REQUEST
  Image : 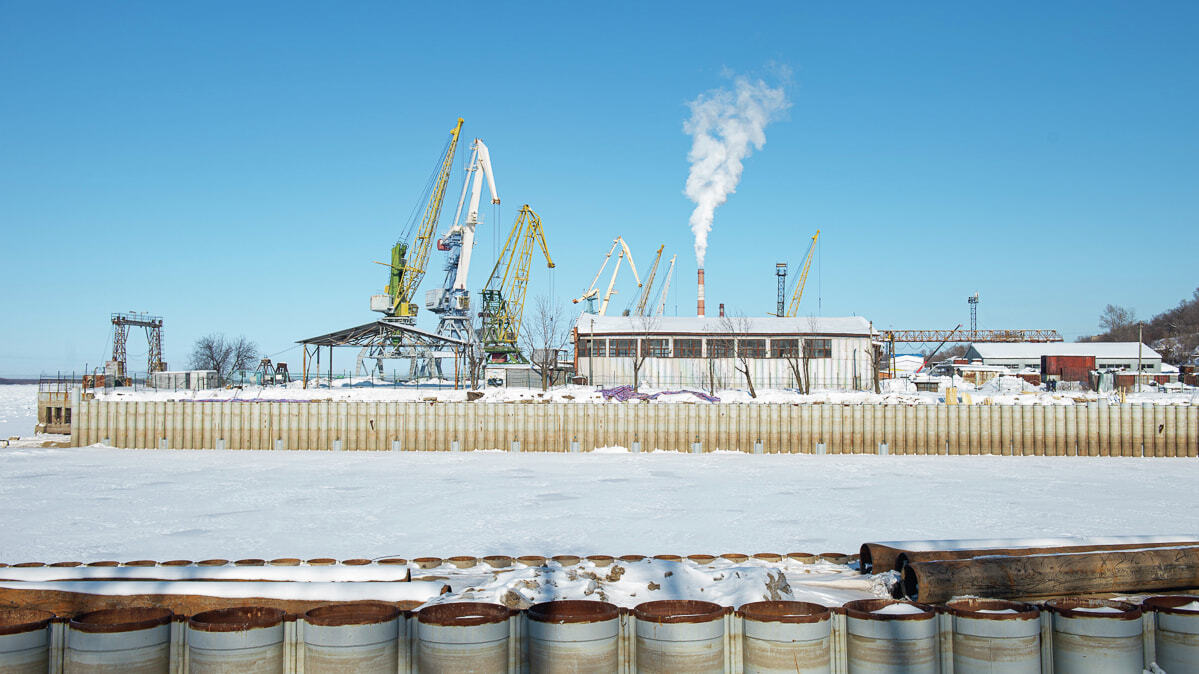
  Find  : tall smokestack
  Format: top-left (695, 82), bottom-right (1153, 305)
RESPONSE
top-left (697, 267), bottom-right (705, 317)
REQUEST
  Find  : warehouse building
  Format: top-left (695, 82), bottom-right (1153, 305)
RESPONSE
top-left (573, 315), bottom-right (877, 391)
top-left (963, 342), bottom-right (1162, 373)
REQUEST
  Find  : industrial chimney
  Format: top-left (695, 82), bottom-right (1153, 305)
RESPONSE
top-left (719, 303), bottom-right (725, 317)
top-left (697, 267), bottom-right (705, 317)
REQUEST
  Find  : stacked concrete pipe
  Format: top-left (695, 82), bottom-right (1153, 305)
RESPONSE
top-left (66, 607), bottom-right (173, 672)
top-left (0, 609), bottom-right (54, 673)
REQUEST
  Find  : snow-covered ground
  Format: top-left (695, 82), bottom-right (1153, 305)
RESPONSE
top-left (0, 384), bottom-right (36, 439)
top-left (3, 446), bottom-right (1196, 563)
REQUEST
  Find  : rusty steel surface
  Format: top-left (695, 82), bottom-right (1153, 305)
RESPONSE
top-left (944, 598), bottom-right (1038, 621)
top-left (0, 609), bottom-right (54, 635)
top-left (304, 602), bottom-right (401, 627)
top-left (842, 599), bottom-right (935, 622)
top-left (633, 600), bottom-right (726, 624)
top-left (895, 539), bottom-right (1199, 572)
top-left (738, 601), bottom-right (831, 624)
top-left (528, 600), bottom-right (620, 624)
top-left (417, 602), bottom-right (510, 627)
top-left (188, 606), bottom-right (284, 632)
top-left (904, 546), bottom-right (1199, 604)
top-left (68, 607), bottom-right (173, 633)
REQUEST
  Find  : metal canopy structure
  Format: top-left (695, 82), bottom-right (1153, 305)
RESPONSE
top-left (297, 319), bottom-right (468, 388)
top-left (883, 329), bottom-right (1062, 343)
top-left (111, 312), bottom-right (165, 378)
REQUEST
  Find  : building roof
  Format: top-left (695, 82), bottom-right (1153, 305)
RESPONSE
top-left (968, 342), bottom-right (1161, 360)
top-left (573, 314), bottom-right (874, 336)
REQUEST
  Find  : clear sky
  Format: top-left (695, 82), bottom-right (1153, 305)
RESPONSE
top-left (2, 1), bottom-right (1196, 376)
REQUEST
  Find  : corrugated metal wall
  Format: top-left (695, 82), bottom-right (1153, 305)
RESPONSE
top-left (71, 400), bottom-right (1199, 457)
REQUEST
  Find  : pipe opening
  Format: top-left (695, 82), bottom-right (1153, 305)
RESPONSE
top-left (529, 600), bottom-right (620, 624)
top-left (945, 598), bottom-right (1038, 620)
top-left (189, 606), bottom-right (285, 632)
top-left (858, 544), bottom-right (874, 573)
top-left (162, 560), bottom-right (193, 566)
top-left (196, 559), bottom-right (229, 567)
top-left (633, 600), bottom-right (725, 624)
top-left (305, 602), bottom-right (401, 626)
top-left (71, 607), bottom-right (173, 633)
top-left (418, 602), bottom-right (510, 627)
top-left (843, 599), bottom-right (934, 621)
top-left (306, 558), bottom-right (337, 566)
top-left (341, 558), bottom-right (373, 566)
top-left (901, 566), bottom-right (919, 600)
top-left (1045, 598), bottom-right (1141, 620)
top-left (1142, 595), bottom-right (1199, 615)
top-left (739, 601), bottom-right (830, 624)
top-left (269, 558), bottom-right (301, 566)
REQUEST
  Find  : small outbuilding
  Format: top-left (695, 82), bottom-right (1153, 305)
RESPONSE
top-left (963, 342), bottom-right (1162, 373)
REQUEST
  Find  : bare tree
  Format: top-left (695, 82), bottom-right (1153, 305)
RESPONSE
top-left (781, 338), bottom-right (807, 394)
top-left (520, 295), bottom-right (570, 390)
top-left (189, 334), bottom-right (259, 385)
top-left (720, 314), bottom-right (758, 398)
top-left (1099, 304), bottom-right (1136, 333)
top-left (464, 313), bottom-right (488, 390)
top-left (630, 315), bottom-right (661, 391)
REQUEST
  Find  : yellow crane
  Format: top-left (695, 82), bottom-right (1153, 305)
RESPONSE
top-left (785, 229), bottom-right (820, 317)
top-left (371, 117), bottom-right (465, 320)
top-left (633, 245), bottom-right (665, 316)
top-left (480, 205), bottom-right (554, 362)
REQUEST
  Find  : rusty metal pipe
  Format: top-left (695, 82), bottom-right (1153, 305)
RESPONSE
top-left (895, 539), bottom-right (1199, 573)
top-left (859, 535), bottom-right (1199, 575)
top-left (902, 545), bottom-right (1199, 604)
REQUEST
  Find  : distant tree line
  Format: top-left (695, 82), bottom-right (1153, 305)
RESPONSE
top-left (1081, 287), bottom-right (1199, 364)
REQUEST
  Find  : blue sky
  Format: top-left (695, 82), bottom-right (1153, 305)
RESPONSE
top-left (2, 1), bottom-right (1196, 376)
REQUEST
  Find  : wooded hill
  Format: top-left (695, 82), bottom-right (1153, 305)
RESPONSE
top-left (1082, 287), bottom-right (1199, 364)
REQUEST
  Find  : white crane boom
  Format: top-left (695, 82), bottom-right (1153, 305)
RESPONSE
top-left (446, 139), bottom-right (499, 291)
top-left (573, 236), bottom-right (642, 316)
top-left (653, 254), bottom-right (676, 316)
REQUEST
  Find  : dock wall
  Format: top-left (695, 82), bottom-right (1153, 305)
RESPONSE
top-left (70, 400), bottom-right (1199, 456)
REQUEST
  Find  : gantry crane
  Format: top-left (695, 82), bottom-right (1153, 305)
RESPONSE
top-left (784, 229), bottom-right (820, 318)
top-left (479, 205), bottom-right (554, 362)
top-left (429, 136), bottom-right (499, 346)
top-left (371, 117), bottom-right (465, 321)
top-left (631, 245), bottom-right (665, 316)
top-left (573, 237), bottom-right (641, 316)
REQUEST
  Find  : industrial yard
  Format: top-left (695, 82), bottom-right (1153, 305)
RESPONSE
top-left (4, 1), bottom-right (1199, 670)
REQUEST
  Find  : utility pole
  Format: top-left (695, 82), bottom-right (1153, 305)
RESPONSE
top-left (1137, 323), bottom-right (1143, 393)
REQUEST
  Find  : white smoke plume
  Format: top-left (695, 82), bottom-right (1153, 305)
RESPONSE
top-left (683, 76), bottom-right (789, 266)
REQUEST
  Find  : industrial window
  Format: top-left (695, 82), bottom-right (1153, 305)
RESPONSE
top-left (738, 339), bottom-right (767, 358)
top-left (578, 339), bottom-right (606, 357)
top-left (642, 339), bottom-right (670, 358)
top-left (609, 339), bottom-right (636, 357)
top-left (64, 408), bottom-right (71, 424)
top-left (771, 339), bottom-right (800, 358)
top-left (707, 339), bottom-right (734, 358)
top-left (804, 339), bottom-right (832, 359)
top-left (674, 338), bottom-right (702, 358)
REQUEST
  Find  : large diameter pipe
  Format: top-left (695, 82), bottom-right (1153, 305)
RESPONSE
top-left (943, 598), bottom-right (1040, 673)
top-left (303, 602), bottom-right (402, 674)
top-left (843, 599), bottom-right (938, 673)
top-left (1141, 595), bottom-right (1199, 672)
top-left (860, 535), bottom-right (1199, 575)
top-left (187, 606), bottom-right (286, 674)
top-left (738, 601), bottom-right (831, 674)
top-left (632, 599), bottom-right (725, 674)
top-left (0, 609), bottom-right (54, 674)
top-left (417, 602), bottom-right (511, 673)
top-left (526, 600), bottom-right (620, 673)
top-left (902, 545), bottom-right (1199, 604)
top-left (66, 607), bottom-right (172, 673)
top-left (1045, 599), bottom-right (1143, 673)
top-left (895, 539), bottom-right (1199, 572)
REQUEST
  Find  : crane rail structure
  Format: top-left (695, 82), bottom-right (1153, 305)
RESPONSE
top-left (884, 329), bottom-right (1063, 343)
top-left (480, 205), bottom-right (554, 363)
top-left (111, 312), bottom-right (165, 378)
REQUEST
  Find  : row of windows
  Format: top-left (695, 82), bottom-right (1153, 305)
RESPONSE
top-left (578, 338), bottom-right (833, 359)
